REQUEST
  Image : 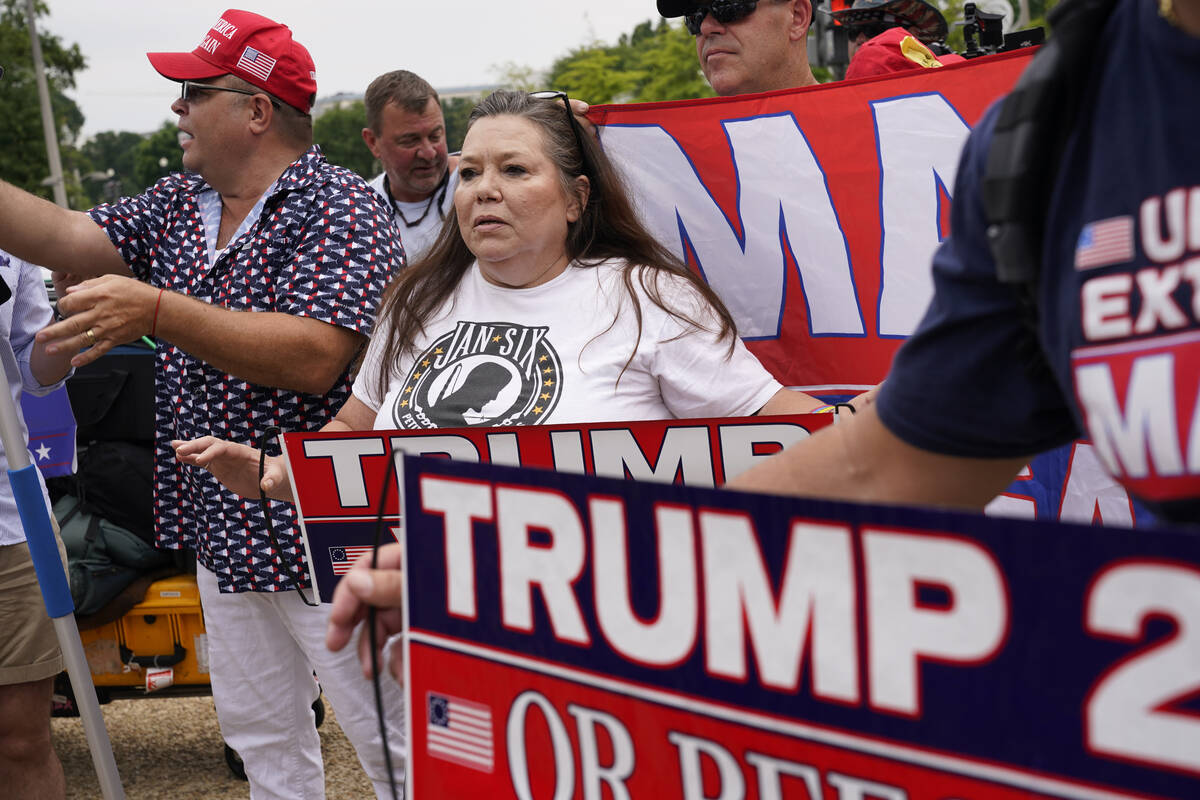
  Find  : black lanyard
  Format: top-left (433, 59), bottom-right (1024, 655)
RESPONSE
top-left (384, 169), bottom-right (449, 229)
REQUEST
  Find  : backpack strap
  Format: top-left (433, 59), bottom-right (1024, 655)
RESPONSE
top-left (982, 0), bottom-right (1122, 286)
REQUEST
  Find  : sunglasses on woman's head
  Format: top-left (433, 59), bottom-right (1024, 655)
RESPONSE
top-left (529, 90), bottom-right (590, 176)
top-left (683, 0), bottom-right (760, 35)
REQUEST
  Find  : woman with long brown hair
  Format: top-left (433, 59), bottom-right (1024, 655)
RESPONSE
top-left (175, 89), bottom-right (832, 499)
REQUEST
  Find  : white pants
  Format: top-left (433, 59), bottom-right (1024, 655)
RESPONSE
top-left (197, 564), bottom-right (406, 799)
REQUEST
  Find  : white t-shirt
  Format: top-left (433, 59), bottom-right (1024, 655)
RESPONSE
top-left (353, 259), bottom-right (781, 430)
top-left (368, 171), bottom-right (458, 263)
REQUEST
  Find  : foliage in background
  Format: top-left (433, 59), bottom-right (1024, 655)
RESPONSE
top-left (0, 0), bottom-right (87, 205)
top-left (491, 61), bottom-right (542, 94)
top-left (310, 94), bottom-right (482, 181)
top-left (312, 100), bottom-right (376, 179)
top-left (129, 122), bottom-right (182, 190)
top-left (545, 18), bottom-right (713, 104)
top-left (441, 96), bottom-right (478, 153)
top-left (4, 0), bottom-right (1064, 210)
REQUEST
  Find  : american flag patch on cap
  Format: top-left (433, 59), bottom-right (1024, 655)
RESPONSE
top-left (237, 46), bottom-right (277, 81)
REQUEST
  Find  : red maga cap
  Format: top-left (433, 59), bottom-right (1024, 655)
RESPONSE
top-left (146, 9), bottom-right (317, 113)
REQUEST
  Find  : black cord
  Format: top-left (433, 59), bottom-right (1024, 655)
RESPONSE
top-left (255, 426), bottom-right (403, 798)
top-left (368, 444), bottom-right (403, 800)
top-left (256, 426), bottom-right (318, 607)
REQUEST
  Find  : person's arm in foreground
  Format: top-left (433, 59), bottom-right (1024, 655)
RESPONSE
top-left (171, 393), bottom-right (378, 502)
top-left (729, 402), bottom-right (1028, 509)
top-left (0, 181), bottom-right (131, 279)
top-left (326, 543), bottom-right (406, 682)
top-left (756, 384), bottom-right (879, 416)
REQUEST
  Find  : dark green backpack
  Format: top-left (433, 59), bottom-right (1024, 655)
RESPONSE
top-left (54, 494), bottom-right (172, 617)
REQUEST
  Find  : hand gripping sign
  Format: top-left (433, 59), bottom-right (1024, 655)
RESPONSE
top-left (397, 454), bottom-right (1200, 800)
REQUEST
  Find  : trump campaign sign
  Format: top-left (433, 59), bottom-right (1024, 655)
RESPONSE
top-left (398, 454), bottom-right (1200, 800)
top-left (284, 413), bottom-right (835, 601)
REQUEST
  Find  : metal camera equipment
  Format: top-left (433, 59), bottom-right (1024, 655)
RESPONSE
top-left (961, 3), bottom-right (1046, 58)
top-left (962, 3), bottom-right (1008, 57)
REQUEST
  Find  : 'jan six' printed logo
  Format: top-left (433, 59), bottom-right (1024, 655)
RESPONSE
top-left (392, 321), bottom-right (562, 429)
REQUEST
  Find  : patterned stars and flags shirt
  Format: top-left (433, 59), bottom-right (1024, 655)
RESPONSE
top-left (88, 146), bottom-right (404, 593)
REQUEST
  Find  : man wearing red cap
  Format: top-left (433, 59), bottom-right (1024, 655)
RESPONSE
top-left (0, 9), bottom-right (406, 798)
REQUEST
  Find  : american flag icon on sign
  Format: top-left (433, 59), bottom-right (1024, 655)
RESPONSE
top-left (427, 692), bottom-right (494, 772)
top-left (237, 46), bottom-right (277, 81)
top-left (328, 545), bottom-right (374, 575)
top-left (1074, 216), bottom-right (1134, 270)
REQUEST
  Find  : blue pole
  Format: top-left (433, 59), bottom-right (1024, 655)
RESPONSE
top-left (10, 463), bottom-right (72, 617)
top-left (0, 384), bottom-right (125, 798)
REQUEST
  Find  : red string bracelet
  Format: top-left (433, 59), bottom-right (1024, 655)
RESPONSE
top-left (151, 288), bottom-right (165, 338)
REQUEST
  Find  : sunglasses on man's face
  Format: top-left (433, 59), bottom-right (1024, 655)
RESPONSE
top-left (684, 0), bottom-right (760, 35)
top-left (179, 80), bottom-right (280, 108)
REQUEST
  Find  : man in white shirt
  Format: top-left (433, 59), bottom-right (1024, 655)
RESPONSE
top-left (361, 71), bottom-right (460, 261)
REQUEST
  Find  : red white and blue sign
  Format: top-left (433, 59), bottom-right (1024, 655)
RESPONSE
top-left (284, 413), bottom-right (833, 602)
top-left (398, 454), bottom-right (1200, 800)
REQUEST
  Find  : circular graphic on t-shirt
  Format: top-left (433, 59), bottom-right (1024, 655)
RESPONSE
top-left (392, 320), bottom-right (562, 428)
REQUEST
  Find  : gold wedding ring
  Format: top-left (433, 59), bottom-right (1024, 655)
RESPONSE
top-left (84, 328), bottom-right (96, 347)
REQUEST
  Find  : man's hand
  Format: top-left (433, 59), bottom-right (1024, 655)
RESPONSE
top-left (49, 270), bottom-right (83, 304)
top-left (36, 274), bottom-right (157, 367)
top-left (326, 543), bottom-right (406, 684)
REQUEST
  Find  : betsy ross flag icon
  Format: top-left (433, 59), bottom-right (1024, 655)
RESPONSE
top-left (328, 545), bottom-right (374, 575)
top-left (427, 692), bottom-right (494, 772)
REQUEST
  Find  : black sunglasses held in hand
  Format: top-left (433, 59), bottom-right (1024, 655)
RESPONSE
top-left (179, 80), bottom-right (280, 108)
top-left (684, 0), bottom-right (760, 35)
top-left (529, 90), bottom-right (590, 176)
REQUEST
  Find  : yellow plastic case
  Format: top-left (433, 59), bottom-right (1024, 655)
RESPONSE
top-left (79, 574), bottom-right (210, 688)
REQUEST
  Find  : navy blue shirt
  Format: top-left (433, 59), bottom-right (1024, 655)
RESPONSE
top-left (90, 147), bottom-right (404, 591)
top-left (876, 0), bottom-right (1200, 523)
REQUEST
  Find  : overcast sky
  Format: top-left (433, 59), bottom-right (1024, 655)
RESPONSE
top-left (40, 0), bottom-right (668, 139)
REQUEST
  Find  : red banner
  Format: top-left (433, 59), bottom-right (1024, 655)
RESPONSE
top-left (591, 50), bottom-right (1034, 393)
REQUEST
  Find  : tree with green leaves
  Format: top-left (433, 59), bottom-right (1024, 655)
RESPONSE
top-left (441, 95), bottom-right (478, 153)
top-left (129, 121), bottom-right (183, 191)
top-left (0, 0), bottom-right (87, 204)
top-left (545, 18), bottom-right (714, 104)
top-left (312, 100), bottom-right (376, 179)
top-left (79, 130), bottom-right (143, 203)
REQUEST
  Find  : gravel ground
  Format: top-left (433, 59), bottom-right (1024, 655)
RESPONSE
top-left (52, 694), bottom-right (376, 799)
